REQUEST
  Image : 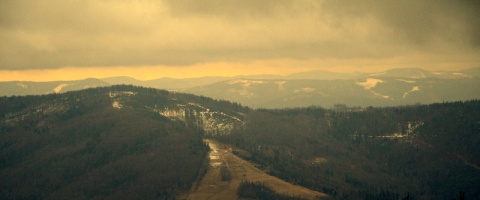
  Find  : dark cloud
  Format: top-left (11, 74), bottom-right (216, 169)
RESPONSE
top-left (0, 0), bottom-right (478, 70)
top-left (322, 0), bottom-right (480, 47)
top-left (164, 0), bottom-right (299, 19)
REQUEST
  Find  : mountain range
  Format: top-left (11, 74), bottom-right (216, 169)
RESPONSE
top-left (1, 67), bottom-right (479, 108)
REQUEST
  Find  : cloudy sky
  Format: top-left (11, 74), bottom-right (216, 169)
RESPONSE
top-left (1, 0), bottom-right (479, 81)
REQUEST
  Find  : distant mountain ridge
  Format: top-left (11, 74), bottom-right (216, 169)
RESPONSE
top-left (461, 67), bottom-right (480, 77)
top-left (286, 70), bottom-right (361, 80)
top-left (186, 77), bottom-right (480, 108)
top-left (1, 67), bottom-right (479, 108)
top-left (0, 78), bottom-right (109, 96)
top-left (102, 76), bottom-right (231, 90)
top-left (367, 68), bottom-right (475, 79)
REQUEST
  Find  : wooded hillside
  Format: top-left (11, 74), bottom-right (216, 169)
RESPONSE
top-left (215, 100), bottom-right (480, 199)
top-left (0, 86), bottom-right (209, 199)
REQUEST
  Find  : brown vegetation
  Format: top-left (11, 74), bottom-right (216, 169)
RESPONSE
top-left (184, 139), bottom-right (327, 200)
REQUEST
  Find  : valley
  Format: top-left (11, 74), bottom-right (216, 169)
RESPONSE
top-left (185, 139), bottom-right (327, 199)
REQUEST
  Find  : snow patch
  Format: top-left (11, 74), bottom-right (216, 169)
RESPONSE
top-left (397, 79), bottom-right (416, 83)
top-left (402, 86), bottom-right (420, 99)
top-left (373, 133), bottom-right (406, 138)
top-left (294, 87), bottom-right (316, 93)
top-left (371, 91), bottom-right (391, 99)
top-left (228, 79), bottom-right (265, 87)
top-left (356, 78), bottom-right (383, 90)
top-left (188, 102), bottom-right (208, 110)
top-left (356, 79), bottom-right (391, 99)
top-left (153, 102), bottom-right (243, 135)
top-left (112, 101), bottom-right (122, 109)
top-left (109, 91), bottom-right (137, 97)
top-left (407, 121), bottom-right (423, 135)
top-left (207, 142), bottom-right (222, 167)
top-left (159, 107), bottom-right (186, 121)
top-left (227, 80), bottom-right (264, 98)
top-left (53, 84), bottom-right (69, 93)
top-left (109, 91), bottom-right (137, 110)
top-left (354, 121), bottom-right (423, 139)
top-left (16, 83), bottom-right (28, 88)
top-left (218, 111), bottom-right (242, 122)
top-left (453, 73), bottom-right (471, 78)
top-left (368, 72), bottom-right (386, 76)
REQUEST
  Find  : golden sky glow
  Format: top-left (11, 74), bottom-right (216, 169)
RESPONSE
top-left (0, 0), bottom-right (479, 81)
top-left (0, 60), bottom-right (312, 82)
top-left (1, 57), bottom-right (476, 82)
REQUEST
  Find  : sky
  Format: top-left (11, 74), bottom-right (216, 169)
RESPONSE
top-left (1, 0), bottom-right (479, 81)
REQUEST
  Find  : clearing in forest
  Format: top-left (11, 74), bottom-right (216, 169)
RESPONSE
top-left (184, 139), bottom-right (328, 200)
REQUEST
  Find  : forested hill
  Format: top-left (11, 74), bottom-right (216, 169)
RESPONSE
top-left (1, 85), bottom-right (479, 199)
top-left (0, 85), bottom-right (247, 199)
top-left (215, 100), bottom-right (480, 199)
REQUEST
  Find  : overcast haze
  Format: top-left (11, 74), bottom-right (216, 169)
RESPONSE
top-left (1, 0), bottom-right (479, 81)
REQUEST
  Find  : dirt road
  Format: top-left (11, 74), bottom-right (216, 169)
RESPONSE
top-left (184, 139), bottom-right (328, 200)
